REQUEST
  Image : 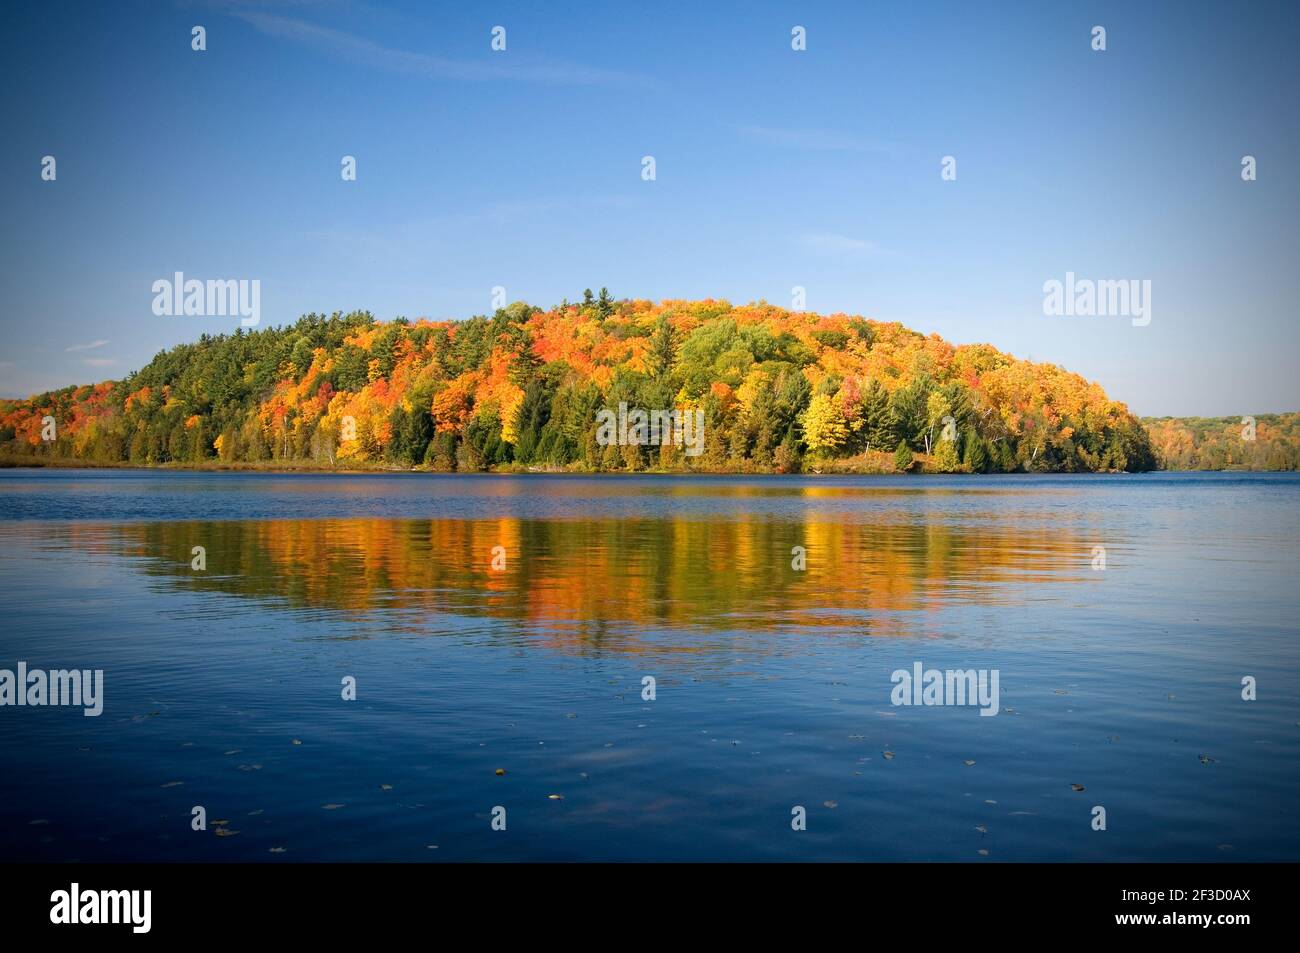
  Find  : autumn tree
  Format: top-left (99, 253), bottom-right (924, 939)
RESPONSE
top-left (801, 393), bottom-right (849, 457)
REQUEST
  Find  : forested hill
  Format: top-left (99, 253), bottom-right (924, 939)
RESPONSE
top-left (1143, 414), bottom-right (1300, 471)
top-left (0, 295), bottom-right (1165, 473)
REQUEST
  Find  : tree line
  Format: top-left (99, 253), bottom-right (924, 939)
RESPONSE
top-left (1, 293), bottom-right (1170, 473)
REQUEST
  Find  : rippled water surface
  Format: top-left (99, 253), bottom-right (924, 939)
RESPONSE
top-left (1, 470), bottom-right (1297, 861)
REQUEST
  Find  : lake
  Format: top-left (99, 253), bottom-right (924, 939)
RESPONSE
top-left (1, 469), bottom-right (1296, 861)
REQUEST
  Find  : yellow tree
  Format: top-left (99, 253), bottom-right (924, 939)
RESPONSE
top-left (801, 393), bottom-right (849, 457)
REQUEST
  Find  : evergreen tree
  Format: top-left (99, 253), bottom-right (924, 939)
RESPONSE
top-left (512, 378), bottom-right (552, 464)
top-left (863, 380), bottom-right (898, 451)
top-left (894, 440), bottom-right (914, 472)
top-left (962, 428), bottom-right (989, 473)
top-left (889, 375), bottom-right (933, 451)
top-left (648, 314), bottom-right (677, 380)
top-left (596, 287), bottom-right (615, 319)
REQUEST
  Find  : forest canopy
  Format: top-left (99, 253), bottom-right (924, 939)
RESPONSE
top-left (0, 294), bottom-right (1195, 474)
top-left (1143, 414), bottom-right (1300, 471)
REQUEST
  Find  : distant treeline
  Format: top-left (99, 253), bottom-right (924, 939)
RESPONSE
top-left (0, 295), bottom-right (1174, 474)
top-left (1143, 414), bottom-right (1300, 471)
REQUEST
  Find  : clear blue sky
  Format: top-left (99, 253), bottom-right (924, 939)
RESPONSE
top-left (2, 0), bottom-right (1297, 416)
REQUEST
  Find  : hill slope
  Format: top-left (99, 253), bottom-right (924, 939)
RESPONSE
top-left (1143, 414), bottom-right (1300, 471)
top-left (1, 296), bottom-right (1164, 473)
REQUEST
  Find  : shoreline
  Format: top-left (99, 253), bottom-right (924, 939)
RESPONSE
top-left (0, 457), bottom-right (1284, 476)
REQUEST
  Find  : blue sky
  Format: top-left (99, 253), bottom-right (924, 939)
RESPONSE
top-left (2, 0), bottom-right (1297, 416)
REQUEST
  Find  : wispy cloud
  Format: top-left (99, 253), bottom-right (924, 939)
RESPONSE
top-left (737, 125), bottom-right (896, 154)
top-left (228, 10), bottom-right (656, 89)
top-left (65, 339), bottom-right (109, 352)
top-left (798, 232), bottom-right (879, 255)
top-left (301, 194), bottom-right (639, 262)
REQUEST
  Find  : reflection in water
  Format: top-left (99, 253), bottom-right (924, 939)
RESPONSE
top-left (1, 472), bottom-right (1297, 862)
top-left (52, 515), bottom-right (1105, 647)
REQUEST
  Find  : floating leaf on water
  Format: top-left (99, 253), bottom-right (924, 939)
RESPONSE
top-left (380, 784), bottom-right (393, 792)
top-left (579, 773), bottom-right (589, 781)
top-left (1198, 754), bottom-right (1217, 764)
top-left (823, 801), bottom-right (838, 809)
top-left (223, 750), bottom-right (241, 756)
top-left (978, 849), bottom-right (990, 856)
top-left (565, 712), bottom-right (578, 719)
top-left (975, 825), bottom-right (988, 834)
top-left (882, 750), bottom-right (895, 760)
top-left (1070, 783), bottom-right (1086, 792)
top-left (321, 803), bottom-right (345, 810)
top-left (247, 810), bottom-right (264, 816)
top-left (985, 799), bottom-right (997, 805)
top-left (494, 768), bottom-right (506, 776)
top-left (214, 828), bottom-right (240, 837)
top-left (212, 819), bottom-right (229, 826)
top-left (963, 760), bottom-right (976, 767)
top-left (291, 739), bottom-right (302, 745)
top-left (547, 794), bottom-right (564, 800)
top-left (269, 847), bottom-right (286, 853)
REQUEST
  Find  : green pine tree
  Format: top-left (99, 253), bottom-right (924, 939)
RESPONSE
top-left (894, 440), bottom-right (914, 472)
top-left (962, 429), bottom-right (989, 473)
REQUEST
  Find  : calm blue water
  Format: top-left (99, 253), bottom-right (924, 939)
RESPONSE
top-left (0, 469), bottom-right (1297, 861)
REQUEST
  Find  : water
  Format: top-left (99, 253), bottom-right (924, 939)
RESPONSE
top-left (1, 469), bottom-right (1296, 861)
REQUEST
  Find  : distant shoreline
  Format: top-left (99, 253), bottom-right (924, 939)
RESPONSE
top-left (0, 456), bottom-right (1284, 475)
